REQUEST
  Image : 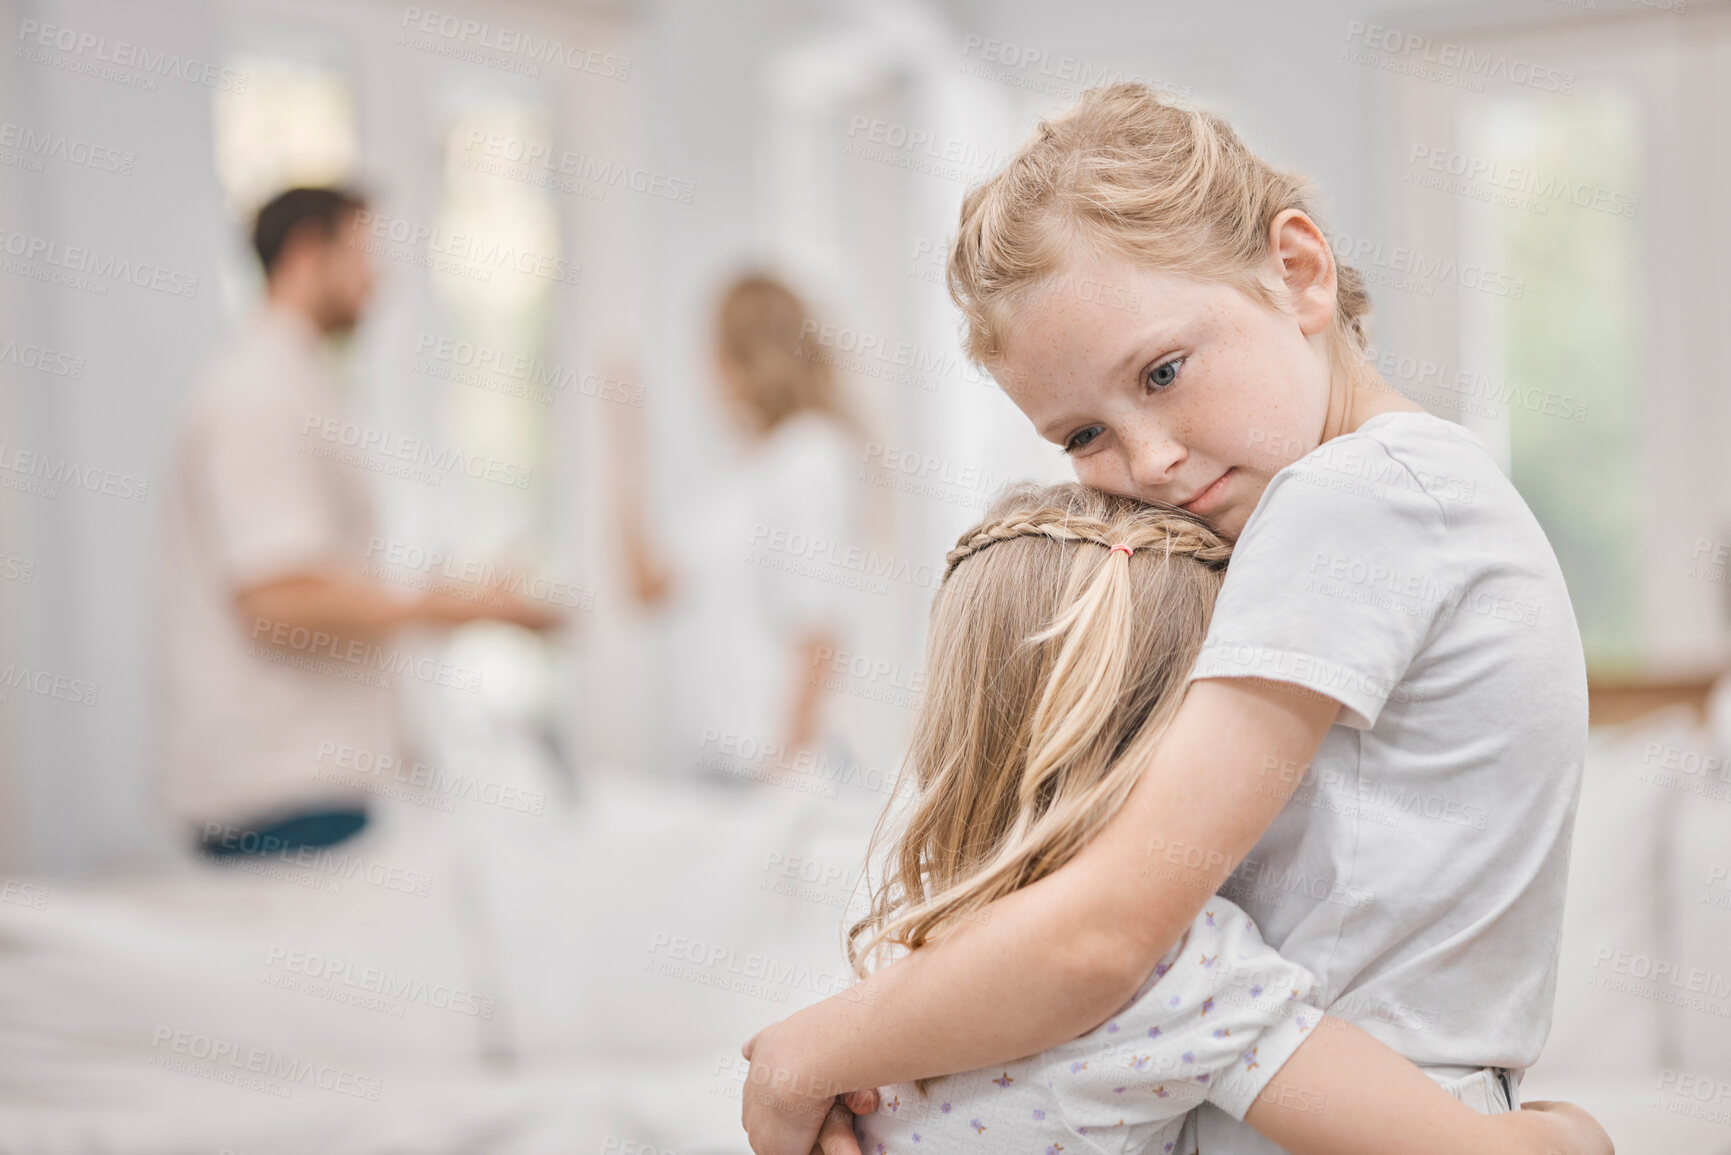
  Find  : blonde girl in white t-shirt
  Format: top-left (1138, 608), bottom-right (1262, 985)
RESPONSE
top-left (741, 82), bottom-right (1590, 1155)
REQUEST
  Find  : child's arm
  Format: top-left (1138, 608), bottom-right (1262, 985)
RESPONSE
top-left (1034, 896), bottom-right (1605, 1155)
top-left (741, 676), bottom-right (1339, 1153)
top-left (1246, 1017), bottom-right (1611, 1155)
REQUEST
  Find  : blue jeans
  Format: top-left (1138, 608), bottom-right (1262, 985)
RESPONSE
top-left (197, 806), bottom-right (368, 857)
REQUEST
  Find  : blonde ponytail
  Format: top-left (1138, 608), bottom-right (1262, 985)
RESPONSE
top-left (847, 483), bottom-right (1230, 982)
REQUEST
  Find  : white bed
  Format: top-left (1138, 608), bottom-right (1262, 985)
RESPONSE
top-left (6, 700), bottom-right (1728, 1154)
top-left (0, 769), bottom-right (886, 1154)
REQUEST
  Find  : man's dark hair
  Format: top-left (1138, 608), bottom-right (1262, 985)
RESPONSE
top-left (251, 186), bottom-right (368, 276)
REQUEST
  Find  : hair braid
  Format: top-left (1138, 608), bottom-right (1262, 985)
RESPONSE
top-left (943, 502), bottom-right (1232, 583)
top-left (849, 480), bottom-right (1233, 997)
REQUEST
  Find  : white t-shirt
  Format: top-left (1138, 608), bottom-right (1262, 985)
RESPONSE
top-left (663, 410), bottom-right (863, 785)
top-left (1185, 411), bottom-right (1587, 1152)
top-left (158, 304), bottom-right (397, 829)
top-left (858, 896), bottom-right (1324, 1153)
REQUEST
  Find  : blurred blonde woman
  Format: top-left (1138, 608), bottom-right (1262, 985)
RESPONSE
top-left (837, 481), bottom-right (1608, 1155)
top-left (613, 273), bottom-right (866, 790)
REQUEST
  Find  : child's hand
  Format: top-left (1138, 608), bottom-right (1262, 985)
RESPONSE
top-left (811, 1101), bottom-right (864, 1155)
top-left (1510, 1100), bottom-right (1613, 1155)
top-left (844, 1088), bottom-right (880, 1114)
top-left (741, 1028), bottom-right (843, 1155)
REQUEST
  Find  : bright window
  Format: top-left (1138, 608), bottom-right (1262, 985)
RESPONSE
top-left (1459, 88), bottom-right (1644, 673)
top-left (211, 56), bottom-right (358, 217)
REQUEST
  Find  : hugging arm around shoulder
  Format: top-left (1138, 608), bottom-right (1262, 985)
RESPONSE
top-left (761, 436), bottom-right (1473, 1098)
top-left (856, 897), bottom-right (1325, 1152)
top-left (763, 674), bottom-right (1342, 1098)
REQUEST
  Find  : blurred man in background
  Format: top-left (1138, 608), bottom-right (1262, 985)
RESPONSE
top-left (158, 186), bottom-right (557, 858)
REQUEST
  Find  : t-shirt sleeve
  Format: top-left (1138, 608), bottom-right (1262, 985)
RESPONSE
top-left (1044, 898), bottom-right (1323, 1133)
top-left (201, 390), bottom-right (345, 590)
top-left (1188, 439), bottom-right (1452, 730)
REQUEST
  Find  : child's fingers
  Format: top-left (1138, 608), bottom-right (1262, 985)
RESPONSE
top-left (814, 1102), bottom-right (862, 1155)
top-left (843, 1088), bottom-right (879, 1114)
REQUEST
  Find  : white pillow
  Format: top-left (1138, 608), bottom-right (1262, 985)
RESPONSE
top-left (1533, 707), bottom-right (1695, 1078)
top-left (471, 775), bottom-right (877, 1067)
top-left (1664, 677), bottom-right (1731, 1077)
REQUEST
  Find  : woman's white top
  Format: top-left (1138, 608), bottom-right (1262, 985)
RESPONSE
top-left (857, 897), bottom-right (1324, 1153)
top-left (663, 410), bottom-right (862, 786)
top-left (1184, 411), bottom-right (1588, 1151)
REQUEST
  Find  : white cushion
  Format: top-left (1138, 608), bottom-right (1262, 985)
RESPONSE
top-left (1664, 677), bottom-right (1731, 1077)
top-left (470, 774), bottom-right (880, 1065)
top-left (1532, 707), bottom-right (1694, 1078)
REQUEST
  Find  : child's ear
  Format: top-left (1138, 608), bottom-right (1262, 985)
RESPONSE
top-left (1264, 210), bottom-right (1337, 338)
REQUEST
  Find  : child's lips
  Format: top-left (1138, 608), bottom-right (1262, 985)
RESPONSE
top-left (1178, 468), bottom-right (1234, 516)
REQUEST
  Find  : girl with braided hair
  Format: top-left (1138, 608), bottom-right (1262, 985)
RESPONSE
top-left (830, 482), bottom-right (1605, 1154)
top-left (745, 81), bottom-right (1593, 1155)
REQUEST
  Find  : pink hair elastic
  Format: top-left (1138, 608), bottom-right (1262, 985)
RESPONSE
top-left (1109, 543), bottom-right (1134, 557)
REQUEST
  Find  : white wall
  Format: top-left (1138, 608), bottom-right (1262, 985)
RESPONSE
top-left (0, 0), bottom-right (1665, 875)
top-left (2, 0), bottom-right (228, 872)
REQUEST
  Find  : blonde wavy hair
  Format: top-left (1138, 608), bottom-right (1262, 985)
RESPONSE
top-left (946, 81), bottom-right (1371, 392)
top-left (846, 482), bottom-right (1231, 985)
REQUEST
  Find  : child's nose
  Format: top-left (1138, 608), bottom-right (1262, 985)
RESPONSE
top-left (1126, 433), bottom-right (1187, 491)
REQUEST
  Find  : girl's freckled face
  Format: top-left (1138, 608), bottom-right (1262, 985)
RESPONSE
top-left (994, 253), bottom-right (1334, 540)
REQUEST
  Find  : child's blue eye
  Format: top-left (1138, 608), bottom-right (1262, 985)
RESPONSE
top-left (1146, 356), bottom-right (1185, 391)
top-left (1063, 426), bottom-right (1104, 455)
top-left (1062, 357), bottom-right (1183, 455)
